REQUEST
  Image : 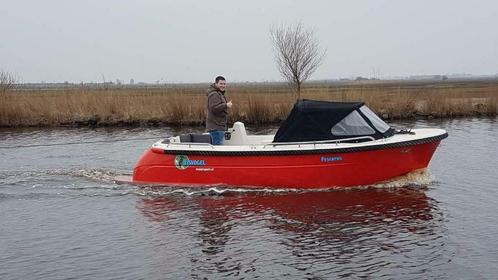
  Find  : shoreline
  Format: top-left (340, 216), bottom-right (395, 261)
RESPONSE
top-left (1, 115), bottom-right (497, 130)
top-left (1, 79), bottom-right (497, 128)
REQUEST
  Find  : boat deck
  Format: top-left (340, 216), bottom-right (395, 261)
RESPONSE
top-left (155, 122), bottom-right (448, 155)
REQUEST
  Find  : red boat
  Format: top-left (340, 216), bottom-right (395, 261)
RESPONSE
top-left (118, 100), bottom-right (447, 189)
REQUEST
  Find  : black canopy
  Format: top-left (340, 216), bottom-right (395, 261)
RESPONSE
top-left (273, 99), bottom-right (394, 143)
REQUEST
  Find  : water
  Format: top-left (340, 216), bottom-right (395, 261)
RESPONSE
top-left (0, 118), bottom-right (497, 279)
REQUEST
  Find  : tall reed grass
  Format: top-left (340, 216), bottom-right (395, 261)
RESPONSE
top-left (1, 80), bottom-right (497, 127)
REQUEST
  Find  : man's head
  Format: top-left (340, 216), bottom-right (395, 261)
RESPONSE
top-left (215, 76), bottom-right (226, 92)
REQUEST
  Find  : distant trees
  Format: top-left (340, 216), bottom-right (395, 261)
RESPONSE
top-left (270, 23), bottom-right (326, 100)
top-left (0, 70), bottom-right (18, 94)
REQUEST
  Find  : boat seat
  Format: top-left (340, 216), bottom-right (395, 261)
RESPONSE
top-left (225, 121), bottom-right (248, 145)
top-left (179, 134), bottom-right (191, 142)
top-left (179, 133), bottom-right (212, 143)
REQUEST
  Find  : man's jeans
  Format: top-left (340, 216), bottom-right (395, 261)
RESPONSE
top-left (209, 130), bottom-right (225, 145)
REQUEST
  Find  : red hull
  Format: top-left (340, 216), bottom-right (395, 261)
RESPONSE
top-left (132, 141), bottom-right (441, 189)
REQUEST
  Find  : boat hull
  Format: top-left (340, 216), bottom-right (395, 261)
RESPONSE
top-left (131, 140), bottom-right (442, 189)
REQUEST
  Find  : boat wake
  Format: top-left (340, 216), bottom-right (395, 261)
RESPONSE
top-left (0, 167), bottom-right (434, 198)
top-left (131, 168), bottom-right (434, 197)
top-left (358, 168), bottom-right (434, 190)
top-left (1, 167), bottom-right (130, 190)
top-left (48, 168), bottom-right (131, 184)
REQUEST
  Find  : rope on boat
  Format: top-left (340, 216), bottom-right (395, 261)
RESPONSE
top-left (0, 137), bottom-right (161, 149)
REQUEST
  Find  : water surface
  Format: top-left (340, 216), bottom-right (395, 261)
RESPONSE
top-left (1, 118), bottom-right (497, 279)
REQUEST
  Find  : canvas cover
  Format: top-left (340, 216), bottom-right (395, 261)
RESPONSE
top-left (273, 99), bottom-right (394, 142)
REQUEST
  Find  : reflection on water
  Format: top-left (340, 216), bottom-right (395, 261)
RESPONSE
top-left (137, 186), bottom-right (447, 279)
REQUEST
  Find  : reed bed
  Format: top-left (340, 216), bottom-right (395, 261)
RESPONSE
top-left (1, 80), bottom-right (497, 127)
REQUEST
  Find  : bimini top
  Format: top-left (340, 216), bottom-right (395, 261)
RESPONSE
top-left (273, 99), bottom-right (394, 142)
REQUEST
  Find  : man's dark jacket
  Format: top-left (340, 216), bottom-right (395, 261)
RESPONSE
top-left (206, 83), bottom-right (228, 131)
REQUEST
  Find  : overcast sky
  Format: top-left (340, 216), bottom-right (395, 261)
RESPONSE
top-left (1, 0), bottom-right (497, 83)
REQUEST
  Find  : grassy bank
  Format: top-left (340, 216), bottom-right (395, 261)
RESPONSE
top-left (1, 80), bottom-right (497, 127)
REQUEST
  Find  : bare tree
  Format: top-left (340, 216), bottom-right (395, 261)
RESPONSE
top-left (0, 70), bottom-right (18, 94)
top-left (270, 23), bottom-right (326, 100)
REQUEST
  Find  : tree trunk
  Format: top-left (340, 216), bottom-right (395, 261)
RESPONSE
top-left (296, 82), bottom-right (301, 101)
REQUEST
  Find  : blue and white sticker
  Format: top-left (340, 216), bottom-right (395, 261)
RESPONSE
top-left (174, 155), bottom-right (206, 170)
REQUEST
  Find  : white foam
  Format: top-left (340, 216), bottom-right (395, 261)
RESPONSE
top-left (130, 169), bottom-right (434, 197)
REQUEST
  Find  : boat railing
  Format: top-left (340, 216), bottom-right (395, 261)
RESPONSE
top-left (266, 136), bottom-right (376, 147)
top-left (163, 135), bottom-right (375, 149)
top-left (166, 142), bottom-right (216, 149)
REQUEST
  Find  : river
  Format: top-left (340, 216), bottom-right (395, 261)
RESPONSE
top-left (1, 118), bottom-right (497, 279)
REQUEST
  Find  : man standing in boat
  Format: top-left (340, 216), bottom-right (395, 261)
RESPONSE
top-left (206, 76), bottom-right (232, 145)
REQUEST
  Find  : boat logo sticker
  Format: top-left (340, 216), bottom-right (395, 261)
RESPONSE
top-left (174, 155), bottom-right (206, 170)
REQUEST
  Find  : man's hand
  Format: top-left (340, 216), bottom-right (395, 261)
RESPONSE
top-left (227, 100), bottom-right (233, 109)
